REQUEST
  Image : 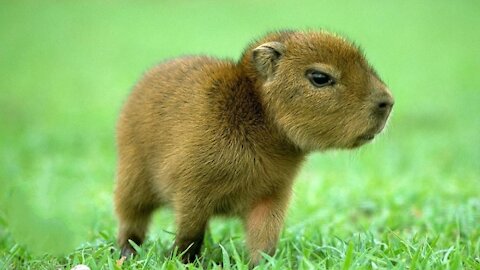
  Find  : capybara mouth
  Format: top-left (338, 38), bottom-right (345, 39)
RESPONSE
top-left (358, 134), bottom-right (375, 141)
top-left (349, 133), bottom-right (376, 148)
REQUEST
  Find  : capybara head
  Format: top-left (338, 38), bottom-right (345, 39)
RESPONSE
top-left (249, 31), bottom-right (394, 151)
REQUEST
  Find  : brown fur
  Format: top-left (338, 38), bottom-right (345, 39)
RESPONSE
top-left (114, 30), bottom-right (393, 265)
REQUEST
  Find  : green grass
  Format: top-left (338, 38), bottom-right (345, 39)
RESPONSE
top-left (1, 0), bottom-right (479, 269)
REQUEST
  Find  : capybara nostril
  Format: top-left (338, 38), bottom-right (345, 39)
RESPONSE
top-left (376, 94), bottom-right (394, 114)
top-left (378, 101), bottom-right (392, 109)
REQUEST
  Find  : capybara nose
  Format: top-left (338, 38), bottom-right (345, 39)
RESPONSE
top-left (378, 99), bottom-right (393, 110)
top-left (375, 94), bottom-right (394, 116)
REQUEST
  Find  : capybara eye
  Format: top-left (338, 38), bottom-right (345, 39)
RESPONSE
top-left (306, 70), bottom-right (334, 87)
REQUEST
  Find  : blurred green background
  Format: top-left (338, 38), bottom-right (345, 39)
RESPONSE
top-left (1, 0), bottom-right (479, 268)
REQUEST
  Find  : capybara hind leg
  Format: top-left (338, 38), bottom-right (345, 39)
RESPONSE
top-left (114, 158), bottom-right (160, 257)
top-left (116, 202), bottom-right (157, 258)
top-left (174, 200), bottom-right (210, 263)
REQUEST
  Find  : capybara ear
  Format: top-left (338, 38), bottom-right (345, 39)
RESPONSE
top-left (252, 41), bottom-right (286, 79)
